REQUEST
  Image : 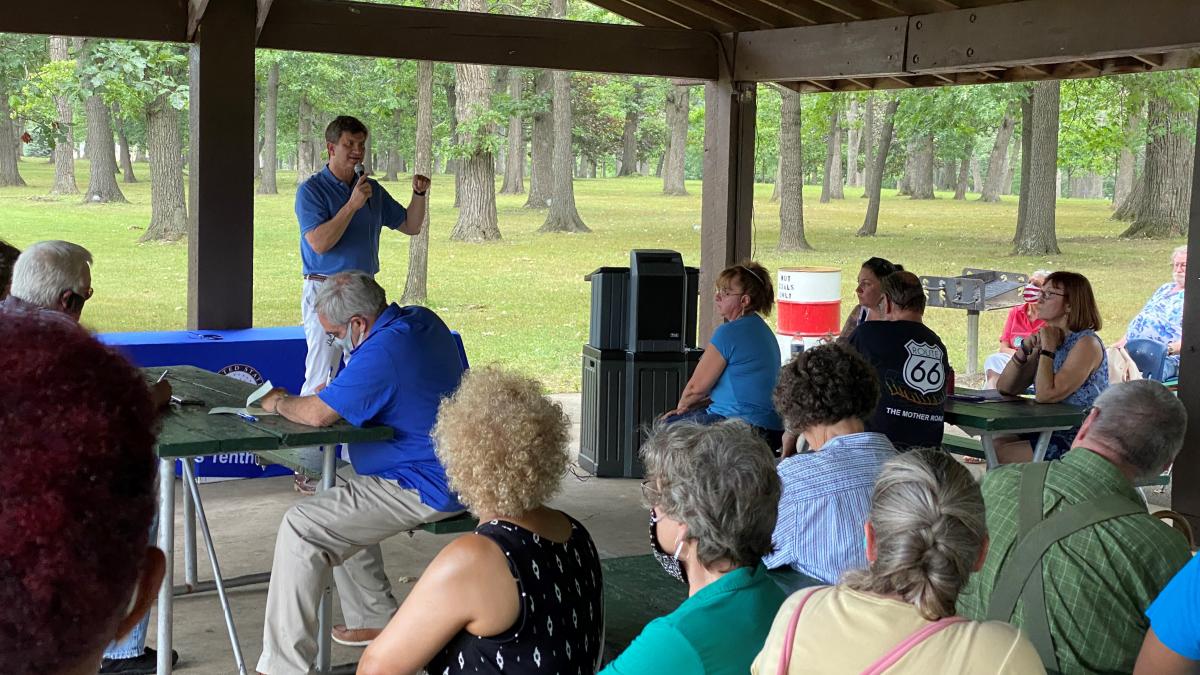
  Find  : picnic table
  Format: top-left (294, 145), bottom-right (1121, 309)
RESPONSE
top-left (145, 365), bottom-right (392, 675)
top-left (943, 388), bottom-right (1087, 469)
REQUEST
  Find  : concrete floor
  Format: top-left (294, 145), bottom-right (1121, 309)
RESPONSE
top-left (145, 392), bottom-right (1174, 673)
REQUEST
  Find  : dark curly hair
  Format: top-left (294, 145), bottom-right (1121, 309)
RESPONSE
top-left (0, 312), bottom-right (158, 674)
top-left (0, 239), bottom-right (18, 299)
top-left (773, 342), bottom-right (879, 433)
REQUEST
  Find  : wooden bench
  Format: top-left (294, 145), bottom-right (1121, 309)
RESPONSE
top-left (941, 435), bottom-right (987, 461)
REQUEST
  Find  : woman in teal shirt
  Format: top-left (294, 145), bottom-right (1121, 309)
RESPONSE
top-left (602, 420), bottom-right (786, 674)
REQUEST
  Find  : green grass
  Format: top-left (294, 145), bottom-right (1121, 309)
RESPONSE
top-left (0, 158), bottom-right (1184, 391)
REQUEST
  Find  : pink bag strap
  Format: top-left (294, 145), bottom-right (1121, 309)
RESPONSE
top-left (860, 615), bottom-right (968, 675)
top-left (774, 586), bottom-right (828, 675)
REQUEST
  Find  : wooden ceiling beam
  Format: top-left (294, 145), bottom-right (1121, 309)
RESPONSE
top-left (810, 0), bottom-right (903, 20)
top-left (705, 0), bottom-right (811, 28)
top-left (187, 0), bottom-right (210, 40)
top-left (906, 0), bottom-right (1200, 74)
top-left (734, 16), bottom-right (907, 81)
top-left (0, 0), bottom-right (188, 42)
top-left (257, 0), bottom-right (276, 38)
top-left (656, 0), bottom-right (771, 31)
top-left (257, 0), bottom-right (719, 79)
top-left (584, 0), bottom-right (701, 28)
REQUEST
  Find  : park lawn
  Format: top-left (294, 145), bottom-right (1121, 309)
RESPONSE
top-left (0, 158), bottom-right (1183, 392)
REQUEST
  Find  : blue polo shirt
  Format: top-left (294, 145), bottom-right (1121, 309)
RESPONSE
top-left (296, 165), bottom-right (408, 276)
top-left (1146, 551), bottom-right (1200, 660)
top-left (318, 304), bottom-right (465, 512)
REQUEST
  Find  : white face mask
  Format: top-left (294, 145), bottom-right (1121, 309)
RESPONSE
top-left (338, 320), bottom-right (361, 354)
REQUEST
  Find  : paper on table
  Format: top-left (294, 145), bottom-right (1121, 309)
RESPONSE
top-left (208, 381), bottom-right (279, 417)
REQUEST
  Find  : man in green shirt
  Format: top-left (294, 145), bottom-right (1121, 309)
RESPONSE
top-left (958, 380), bottom-right (1191, 674)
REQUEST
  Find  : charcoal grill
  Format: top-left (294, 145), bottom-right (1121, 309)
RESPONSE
top-left (920, 268), bottom-right (1028, 375)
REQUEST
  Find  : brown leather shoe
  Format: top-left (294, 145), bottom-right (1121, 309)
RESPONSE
top-left (331, 624), bottom-right (383, 647)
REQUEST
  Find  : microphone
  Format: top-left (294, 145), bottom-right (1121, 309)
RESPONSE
top-left (354, 163), bottom-right (369, 205)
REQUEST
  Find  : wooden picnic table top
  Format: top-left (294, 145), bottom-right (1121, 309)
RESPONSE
top-left (944, 388), bottom-right (1087, 432)
top-left (144, 365), bottom-right (392, 459)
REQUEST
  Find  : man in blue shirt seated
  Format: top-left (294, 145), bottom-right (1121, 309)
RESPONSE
top-left (254, 271), bottom-right (466, 675)
top-left (1136, 552), bottom-right (1200, 674)
top-left (292, 115), bottom-right (430, 492)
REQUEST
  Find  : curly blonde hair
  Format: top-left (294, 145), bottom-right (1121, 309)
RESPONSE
top-left (433, 367), bottom-right (571, 517)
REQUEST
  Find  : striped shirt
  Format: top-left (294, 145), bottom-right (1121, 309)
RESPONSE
top-left (957, 448), bottom-right (1192, 674)
top-left (763, 432), bottom-right (896, 583)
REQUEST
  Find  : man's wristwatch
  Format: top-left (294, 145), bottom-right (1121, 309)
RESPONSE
top-left (1040, 349), bottom-right (1056, 359)
top-left (413, 189), bottom-right (427, 197)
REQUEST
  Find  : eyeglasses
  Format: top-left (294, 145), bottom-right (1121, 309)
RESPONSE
top-left (640, 480), bottom-right (660, 504)
top-left (716, 288), bottom-right (745, 299)
top-left (1039, 290), bottom-right (1066, 301)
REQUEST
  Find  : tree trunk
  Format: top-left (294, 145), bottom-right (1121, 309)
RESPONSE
top-left (858, 99), bottom-right (899, 237)
top-left (618, 106), bottom-right (638, 176)
top-left (909, 133), bottom-right (935, 199)
top-left (296, 95), bottom-right (316, 184)
top-left (81, 69), bottom-right (126, 202)
top-left (362, 134), bottom-right (372, 175)
top-left (777, 89), bottom-right (811, 251)
top-left (112, 102), bottom-right (137, 183)
top-left (770, 153), bottom-right (782, 202)
top-left (663, 84), bottom-right (689, 195)
top-left (258, 61), bottom-right (279, 194)
top-left (253, 82), bottom-right (262, 179)
top-left (140, 89), bottom-right (187, 242)
top-left (0, 77), bottom-right (25, 187)
top-left (1002, 136), bottom-right (1018, 195)
top-left (861, 93), bottom-right (875, 198)
top-left (539, 0), bottom-right (589, 234)
top-left (450, 0), bottom-right (500, 242)
top-left (953, 140), bottom-right (973, 200)
top-left (1014, 81), bottom-right (1060, 255)
top-left (1069, 171), bottom-right (1103, 199)
top-left (524, 70), bottom-right (552, 208)
top-left (846, 98), bottom-right (860, 188)
top-left (1120, 94), bottom-right (1195, 238)
top-left (1113, 101), bottom-right (1141, 207)
top-left (655, 152), bottom-right (664, 177)
top-left (823, 104), bottom-right (844, 201)
top-left (49, 36), bottom-right (78, 194)
top-left (970, 155), bottom-right (982, 194)
top-left (500, 67), bottom-right (525, 194)
top-left (402, 57), bottom-right (435, 304)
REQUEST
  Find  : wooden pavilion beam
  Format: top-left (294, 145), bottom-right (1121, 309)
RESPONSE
top-left (734, 17), bottom-right (907, 81)
top-left (257, 0), bottom-right (719, 79)
top-left (187, 0), bottom-right (257, 330)
top-left (905, 0), bottom-right (1200, 74)
top-left (0, 0), bottom-right (188, 42)
top-left (1173, 98), bottom-right (1200, 532)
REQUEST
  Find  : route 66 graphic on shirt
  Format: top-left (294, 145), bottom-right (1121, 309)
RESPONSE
top-left (902, 340), bottom-right (944, 395)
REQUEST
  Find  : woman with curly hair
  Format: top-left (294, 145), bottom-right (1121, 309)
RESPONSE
top-left (752, 450), bottom-right (1044, 674)
top-left (664, 260), bottom-right (784, 448)
top-left (0, 311), bottom-right (165, 675)
top-left (358, 367), bottom-right (604, 675)
top-left (764, 343), bottom-right (896, 584)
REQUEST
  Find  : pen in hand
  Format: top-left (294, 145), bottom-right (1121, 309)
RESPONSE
top-left (156, 369), bottom-right (170, 384)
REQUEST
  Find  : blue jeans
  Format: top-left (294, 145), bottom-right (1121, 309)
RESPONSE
top-left (663, 409), bottom-right (784, 450)
top-left (105, 515), bottom-right (160, 659)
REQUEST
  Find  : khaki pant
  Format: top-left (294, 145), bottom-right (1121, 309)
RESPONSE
top-left (256, 474), bottom-right (461, 675)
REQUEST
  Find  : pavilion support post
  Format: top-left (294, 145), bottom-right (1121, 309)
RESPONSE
top-left (699, 78), bottom-right (756, 344)
top-left (187, 0), bottom-right (257, 329)
top-left (1172, 97), bottom-right (1200, 532)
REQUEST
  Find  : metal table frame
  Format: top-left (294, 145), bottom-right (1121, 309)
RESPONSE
top-left (944, 391), bottom-right (1087, 469)
top-left (147, 366), bottom-right (391, 675)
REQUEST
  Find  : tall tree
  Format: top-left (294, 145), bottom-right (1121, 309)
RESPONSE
top-left (857, 98), bottom-right (899, 237)
top-left (777, 88), bottom-right (810, 251)
top-left (402, 55), bottom-right (436, 303)
top-left (908, 133), bottom-right (935, 199)
top-left (524, 70), bottom-right (552, 208)
top-left (953, 140), bottom-right (973, 200)
top-left (79, 40), bottom-right (125, 203)
top-left (0, 76), bottom-right (24, 187)
top-left (296, 94), bottom-right (317, 183)
top-left (1119, 87), bottom-right (1196, 238)
top-left (112, 102), bottom-right (137, 183)
top-left (860, 93), bottom-right (875, 199)
top-left (617, 81), bottom-right (644, 176)
top-left (449, 0), bottom-right (500, 241)
top-left (258, 60), bottom-right (279, 194)
top-left (846, 98), bottom-right (860, 188)
top-left (48, 36), bottom-right (78, 194)
top-left (820, 102), bottom-right (842, 202)
top-left (540, 0), bottom-right (589, 233)
top-left (980, 103), bottom-right (1017, 202)
top-left (1013, 81), bottom-right (1061, 255)
top-left (663, 84), bottom-right (689, 195)
top-left (1113, 100), bottom-right (1141, 207)
top-left (140, 69), bottom-right (187, 241)
top-left (500, 67), bottom-right (525, 194)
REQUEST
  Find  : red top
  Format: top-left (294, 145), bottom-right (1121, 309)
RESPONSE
top-left (999, 303), bottom-right (1043, 349)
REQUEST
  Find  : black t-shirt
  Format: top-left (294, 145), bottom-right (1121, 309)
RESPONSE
top-left (848, 320), bottom-right (948, 450)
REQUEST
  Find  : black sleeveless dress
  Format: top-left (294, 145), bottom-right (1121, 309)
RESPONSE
top-left (424, 514), bottom-right (605, 675)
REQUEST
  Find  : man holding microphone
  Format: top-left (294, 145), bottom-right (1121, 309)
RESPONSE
top-left (294, 115), bottom-right (431, 493)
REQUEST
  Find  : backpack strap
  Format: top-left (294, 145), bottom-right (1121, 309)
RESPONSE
top-left (775, 586), bottom-right (828, 675)
top-left (860, 615), bottom-right (969, 675)
top-left (986, 461), bottom-right (1145, 672)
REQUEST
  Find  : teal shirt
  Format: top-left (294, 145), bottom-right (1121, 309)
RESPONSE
top-left (601, 564), bottom-right (786, 675)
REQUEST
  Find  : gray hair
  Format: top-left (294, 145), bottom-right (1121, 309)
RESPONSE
top-left (844, 449), bottom-right (987, 620)
top-left (313, 271), bottom-right (387, 326)
top-left (640, 420), bottom-right (780, 568)
top-left (1030, 269), bottom-right (1053, 282)
top-left (10, 240), bottom-right (93, 309)
top-left (1173, 245), bottom-right (1188, 259)
top-left (1089, 380), bottom-right (1186, 479)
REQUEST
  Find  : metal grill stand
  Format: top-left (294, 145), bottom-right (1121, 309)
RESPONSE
top-left (920, 268), bottom-right (1028, 375)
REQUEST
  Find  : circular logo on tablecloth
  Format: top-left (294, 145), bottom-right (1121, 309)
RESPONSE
top-left (218, 363), bottom-right (264, 385)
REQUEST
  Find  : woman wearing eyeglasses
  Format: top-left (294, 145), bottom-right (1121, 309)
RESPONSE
top-left (663, 260), bottom-right (784, 449)
top-left (995, 271), bottom-right (1108, 462)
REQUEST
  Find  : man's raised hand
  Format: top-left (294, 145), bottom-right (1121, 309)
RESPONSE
top-left (412, 173), bottom-right (431, 195)
top-left (348, 173), bottom-right (373, 211)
